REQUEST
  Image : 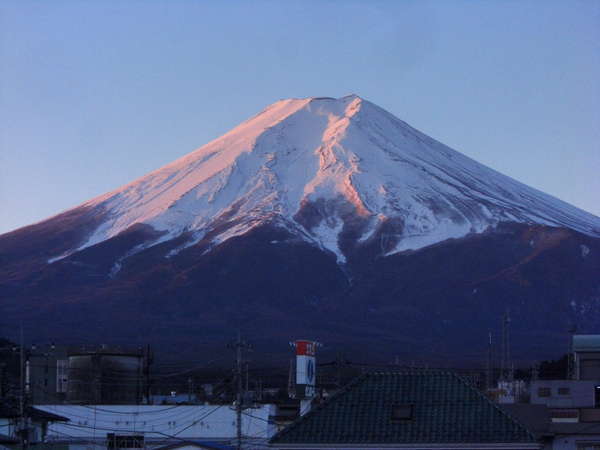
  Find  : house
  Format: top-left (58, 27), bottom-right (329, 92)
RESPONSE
top-left (500, 334), bottom-right (600, 449)
top-left (0, 404), bottom-right (69, 449)
top-left (270, 370), bottom-right (540, 449)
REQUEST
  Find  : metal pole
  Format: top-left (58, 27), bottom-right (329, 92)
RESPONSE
top-left (19, 325), bottom-right (28, 450)
top-left (228, 331), bottom-right (248, 450)
top-left (487, 331), bottom-right (492, 390)
top-left (236, 332), bottom-right (243, 450)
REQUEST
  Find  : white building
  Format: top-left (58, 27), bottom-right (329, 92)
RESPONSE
top-left (36, 404), bottom-right (277, 449)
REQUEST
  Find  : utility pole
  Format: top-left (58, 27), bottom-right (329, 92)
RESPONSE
top-left (531, 362), bottom-right (539, 381)
top-left (144, 344), bottom-right (152, 404)
top-left (229, 331), bottom-right (251, 450)
top-left (18, 325), bottom-right (28, 450)
top-left (501, 310), bottom-right (511, 381)
top-left (486, 331), bottom-right (493, 390)
top-left (567, 324), bottom-right (577, 380)
top-left (287, 359), bottom-right (295, 398)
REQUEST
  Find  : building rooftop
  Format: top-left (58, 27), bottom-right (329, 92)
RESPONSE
top-left (573, 335), bottom-right (600, 352)
top-left (36, 404), bottom-right (276, 442)
top-left (0, 405), bottom-right (69, 423)
top-left (270, 370), bottom-right (537, 446)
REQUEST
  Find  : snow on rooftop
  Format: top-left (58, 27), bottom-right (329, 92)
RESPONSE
top-left (37, 404), bottom-right (277, 443)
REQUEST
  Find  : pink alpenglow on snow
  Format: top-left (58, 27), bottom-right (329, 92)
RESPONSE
top-left (47, 95), bottom-right (600, 265)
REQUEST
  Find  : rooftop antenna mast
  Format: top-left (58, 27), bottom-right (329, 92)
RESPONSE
top-left (18, 323), bottom-right (29, 450)
top-left (501, 309), bottom-right (511, 381)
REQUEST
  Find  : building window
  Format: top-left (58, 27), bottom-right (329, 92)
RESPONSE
top-left (551, 409), bottom-right (579, 420)
top-left (558, 387), bottom-right (570, 395)
top-left (595, 386), bottom-right (600, 408)
top-left (391, 404), bottom-right (413, 422)
top-left (538, 387), bottom-right (551, 397)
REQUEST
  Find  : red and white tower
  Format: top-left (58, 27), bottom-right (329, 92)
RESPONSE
top-left (291, 340), bottom-right (319, 415)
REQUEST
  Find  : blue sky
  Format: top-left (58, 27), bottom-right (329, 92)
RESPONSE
top-left (1, 0), bottom-right (598, 234)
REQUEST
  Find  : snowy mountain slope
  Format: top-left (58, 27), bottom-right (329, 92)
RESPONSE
top-left (47, 95), bottom-right (600, 264)
top-left (2, 95), bottom-right (600, 362)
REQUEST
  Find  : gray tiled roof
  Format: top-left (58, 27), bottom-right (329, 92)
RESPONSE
top-left (271, 370), bottom-right (536, 445)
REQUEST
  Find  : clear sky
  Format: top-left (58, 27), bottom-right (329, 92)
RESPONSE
top-left (1, 0), bottom-right (598, 234)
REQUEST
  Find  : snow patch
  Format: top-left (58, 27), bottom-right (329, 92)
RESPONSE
top-left (387, 218), bottom-right (481, 255)
top-left (165, 231), bottom-right (206, 258)
top-left (47, 252), bottom-right (73, 264)
top-left (108, 239), bottom-right (169, 278)
top-left (310, 218), bottom-right (346, 264)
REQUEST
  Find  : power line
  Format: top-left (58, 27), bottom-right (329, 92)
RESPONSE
top-left (78, 405), bottom-right (182, 415)
top-left (54, 404), bottom-right (228, 443)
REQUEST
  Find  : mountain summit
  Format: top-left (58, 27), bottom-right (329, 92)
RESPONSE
top-left (1, 95), bottom-right (599, 362)
top-left (50, 95), bottom-right (600, 265)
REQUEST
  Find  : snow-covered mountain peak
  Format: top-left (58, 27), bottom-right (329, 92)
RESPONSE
top-left (52, 95), bottom-right (600, 264)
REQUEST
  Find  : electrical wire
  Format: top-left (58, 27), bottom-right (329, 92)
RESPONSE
top-left (54, 404), bottom-right (230, 444)
top-left (40, 404), bottom-right (203, 428)
top-left (79, 404), bottom-right (182, 414)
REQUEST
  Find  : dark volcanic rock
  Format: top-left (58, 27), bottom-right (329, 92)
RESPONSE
top-left (1, 219), bottom-right (598, 365)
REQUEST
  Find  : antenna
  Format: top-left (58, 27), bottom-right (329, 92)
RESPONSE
top-left (18, 323), bottom-right (29, 450)
top-left (501, 309), bottom-right (511, 381)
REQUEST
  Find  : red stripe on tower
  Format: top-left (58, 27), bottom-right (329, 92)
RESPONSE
top-left (295, 340), bottom-right (316, 356)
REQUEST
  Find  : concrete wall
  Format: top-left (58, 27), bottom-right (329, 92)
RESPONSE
top-left (531, 380), bottom-right (598, 408)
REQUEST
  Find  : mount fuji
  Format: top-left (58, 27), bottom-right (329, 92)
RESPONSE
top-left (1, 95), bottom-right (599, 363)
